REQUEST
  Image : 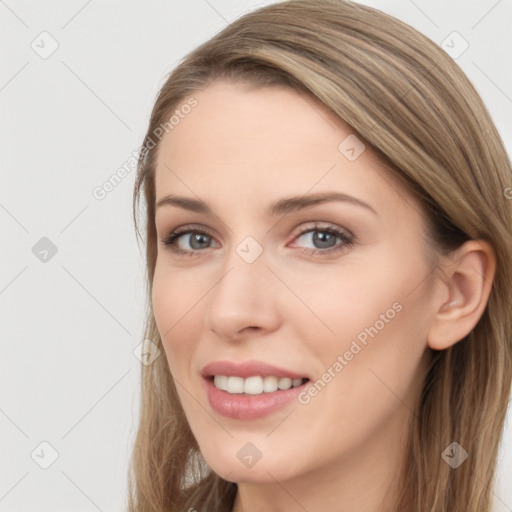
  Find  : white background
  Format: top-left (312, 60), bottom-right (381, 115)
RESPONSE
top-left (1, 0), bottom-right (511, 510)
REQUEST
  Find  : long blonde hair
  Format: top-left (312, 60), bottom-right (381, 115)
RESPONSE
top-left (128, 1), bottom-right (512, 510)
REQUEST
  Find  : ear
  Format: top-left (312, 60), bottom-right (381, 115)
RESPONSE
top-left (427, 240), bottom-right (496, 351)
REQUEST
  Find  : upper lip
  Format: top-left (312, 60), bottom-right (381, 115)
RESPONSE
top-left (201, 360), bottom-right (309, 380)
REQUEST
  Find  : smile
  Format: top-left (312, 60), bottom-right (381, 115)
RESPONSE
top-left (200, 360), bottom-right (311, 420)
top-left (213, 375), bottom-right (307, 394)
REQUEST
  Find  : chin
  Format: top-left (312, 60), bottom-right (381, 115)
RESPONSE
top-left (198, 441), bottom-right (302, 483)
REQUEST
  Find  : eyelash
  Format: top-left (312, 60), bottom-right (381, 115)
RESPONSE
top-left (159, 223), bottom-right (354, 257)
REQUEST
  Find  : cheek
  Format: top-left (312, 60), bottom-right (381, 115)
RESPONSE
top-left (151, 264), bottom-right (205, 373)
top-left (289, 254), bottom-right (431, 409)
top-left (282, 260), bottom-right (405, 354)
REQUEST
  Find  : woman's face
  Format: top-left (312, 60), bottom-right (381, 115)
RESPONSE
top-left (152, 80), bottom-right (437, 486)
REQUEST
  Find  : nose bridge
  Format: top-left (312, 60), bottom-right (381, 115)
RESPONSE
top-left (206, 234), bottom-right (278, 336)
top-left (213, 235), bottom-right (268, 305)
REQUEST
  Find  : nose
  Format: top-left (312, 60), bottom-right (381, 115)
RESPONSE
top-left (205, 246), bottom-right (281, 341)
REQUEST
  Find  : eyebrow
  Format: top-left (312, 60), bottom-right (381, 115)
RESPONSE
top-left (155, 191), bottom-right (377, 216)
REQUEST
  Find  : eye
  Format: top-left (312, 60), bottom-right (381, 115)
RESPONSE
top-left (159, 222), bottom-right (354, 257)
top-left (290, 224), bottom-right (354, 255)
top-left (159, 224), bottom-right (219, 256)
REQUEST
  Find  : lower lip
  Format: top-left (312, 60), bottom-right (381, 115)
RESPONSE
top-left (203, 377), bottom-right (308, 420)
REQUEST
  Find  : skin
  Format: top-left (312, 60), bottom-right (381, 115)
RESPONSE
top-left (151, 80), bottom-right (496, 512)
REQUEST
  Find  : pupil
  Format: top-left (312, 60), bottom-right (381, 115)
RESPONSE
top-left (190, 233), bottom-right (209, 249)
top-left (313, 231), bottom-right (335, 249)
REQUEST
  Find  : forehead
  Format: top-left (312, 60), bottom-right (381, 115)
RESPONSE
top-left (157, 80), bottom-right (355, 160)
top-left (153, 80), bottom-right (418, 222)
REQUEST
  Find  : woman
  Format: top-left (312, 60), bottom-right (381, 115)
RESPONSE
top-left (128, 1), bottom-right (512, 510)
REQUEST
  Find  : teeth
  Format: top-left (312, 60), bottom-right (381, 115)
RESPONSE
top-left (214, 375), bottom-right (229, 391)
top-left (278, 377), bottom-right (292, 390)
top-left (244, 376), bottom-right (263, 394)
top-left (227, 376), bottom-right (244, 393)
top-left (213, 375), bottom-right (306, 394)
top-left (263, 376), bottom-right (278, 392)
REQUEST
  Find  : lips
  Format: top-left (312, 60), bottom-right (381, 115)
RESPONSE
top-left (201, 360), bottom-right (310, 380)
top-left (200, 360), bottom-right (311, 420)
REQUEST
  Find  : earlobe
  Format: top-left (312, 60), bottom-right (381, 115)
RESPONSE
top-left (426, 240), bottom-right (496, 351)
